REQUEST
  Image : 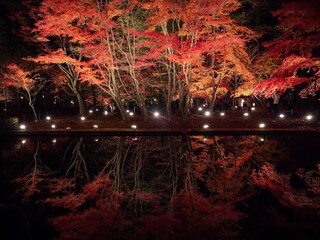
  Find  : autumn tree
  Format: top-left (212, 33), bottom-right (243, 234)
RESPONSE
top-left (139, 0), bottom-right (255, 118)
top-left (253, 0), bottom-right (320, 98)
top-left (17, 0), bottom-right (89, 116)
top-left (4, 63), bottom-right (47, 121)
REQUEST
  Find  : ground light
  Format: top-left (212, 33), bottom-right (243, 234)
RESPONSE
top-left (129, 112), bottom-right (134, 116)
top-left (243, 112), bottom-right (249, 117)
top-left (104, 111), bottom-right (108, 115)
top-left (305, 114), bottom-right (313, 121)
top-left (94, 138), bottom-right (99, 142)
top-left (51, 124), bottom-right (56, 129)
top-left (198, 107), bottom-right (203, 111)
top-left (131, 124), bottom-right (137, 129)
top-left (46, 116), bottom-right (51, 121)
top-left (279, 113), bottom-right (285, 119)
top-left (52, 138), bottom-right (57, 143)
top-left (220, 112), bottom-right (225, 116)
top-left (89, 110), bottom-right (93, 114)
top-left (259, 123), bottom-right (266, 128)
top-left (80, 116), bottom-right (86, 121)
top-left (21, 139), bottom-right (27, 144)
top-left (203, 124), bottom-right (209, 129)
top-left (260, 138), bottom-right (265, 142)
top-left (251, 107), bottom-right (255, 111)
top-left (19, 124), bottom-right (26, 130)
top-left (205, 111), bottom-right (210, 116)
top-left (154, 112), bottom-right (160, 117)
top-left (93, 124), bottom-right (98, 129)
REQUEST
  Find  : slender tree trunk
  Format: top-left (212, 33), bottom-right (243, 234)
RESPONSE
top-left (75, 91), bottom-right (86, 116)
top-left (29, 102), bottom-right (38, 122)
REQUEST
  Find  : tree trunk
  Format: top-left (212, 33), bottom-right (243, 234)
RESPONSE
top-left (29, 102), bottom-right (38, 122)
top-left (76, 92), bottom-right (86, 116)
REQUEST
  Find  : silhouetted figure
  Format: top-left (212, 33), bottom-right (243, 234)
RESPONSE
top-left (288, 89), bottom-right (297, 117)
top-left (273, 92), bottom-right (280, 115)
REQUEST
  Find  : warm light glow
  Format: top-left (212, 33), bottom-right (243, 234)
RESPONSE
top-left (104, 111), bottom-right (108, 115)
top-left (132, 137), bottom-right (138, 141)
top-left (21, 139), bottom-right (26, 144)
top-left (204, 138), bottom-right (207, 141)
top-left (259, 123), bottom-right (266, 128)
top-left (279, 114), bottom-right (285, 118)
top-left (131, 124), bottom-right (137, 129)
top-left (198, 107), bottom-right (203, 111)
top-left (129, 112), bottom-right (134, 116)
top-left (260, 138), bottom-right (265, 142)
top-left (19, 124), bottom-right (26, 130)
top-left (52, 138), bottom-right (57, 143)
top-left (243, 112), bottom-right (249, 117)
top-left (126, 109), bottom-right (130, 113)
top-left (80, 116), bottom-right (86, 121)
top-left (93, 124), bottom-right (98, 129)
top-left (251, 107), bottom-right (255, 111)
top-left (89, 109), bottom-right (93, 114)
top-left (154, 112), bottom-right (160, 117)
top-left (94, 138), bottom-right (99, 142)
top-left (220, 112), bottom-right (225, 116)
top-left (51, 124), bottom-right (56, 129)
top-left (203, 124), bottom-right (209, 129)
top-left (96, 108), bottom-right (99, 112)
top-left (204, 111), bottom-right (210, 116)
top-left (46, 116), bottom-right (51, 121)
top-left (306, 114), bottom-right (313, 120)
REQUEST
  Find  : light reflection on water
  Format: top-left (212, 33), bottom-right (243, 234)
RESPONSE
top-left (0, 135), bottom-right (319, 240)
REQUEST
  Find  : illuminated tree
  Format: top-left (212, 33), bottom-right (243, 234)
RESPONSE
top-left (140, 0), bottom-right (255, 118)
top-left (254, 0), bottom-right (320, 98)
top-left (4, 63), bottom-right (47, 121)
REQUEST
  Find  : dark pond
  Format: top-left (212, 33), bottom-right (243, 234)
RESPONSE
top-left (0, 135), bottom-right (319, 240)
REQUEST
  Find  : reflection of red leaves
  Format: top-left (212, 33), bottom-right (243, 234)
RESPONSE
top-left (139, 192), bottom-right (244, 239)
top-left (251, 163), bottom-right (320, 208)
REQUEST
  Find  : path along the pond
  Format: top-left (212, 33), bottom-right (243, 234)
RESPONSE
top-left (1, 110), bottom-right (320, 136)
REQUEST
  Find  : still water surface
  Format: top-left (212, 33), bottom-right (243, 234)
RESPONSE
top-left (0, 135), bottom-right (319, 240)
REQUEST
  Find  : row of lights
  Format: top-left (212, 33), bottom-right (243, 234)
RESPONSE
top-left (18, 113), bottom-right (316, 131)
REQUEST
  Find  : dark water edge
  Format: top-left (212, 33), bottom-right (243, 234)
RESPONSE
top-left (0, 135), bottom-right (319, 240)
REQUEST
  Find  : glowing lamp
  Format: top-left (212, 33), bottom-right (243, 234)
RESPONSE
top-left (80, 116), bottom-right (86, 121)
top-left (94, 138), bottom-right (99, 142)
top-left (19, 124), bottom-right (26, 130)
top-left (51, 124), bottom-right (56, 129)
top-left (46, 116), bottom-right (51, 121)
top-left (21, 139), bottom-right (26, 144)
top-left (260, 138), bottom-right (265, 142)
top-left (251, 107), bottom-right (255, 111)
top-left (306, 114), bottom-right (313, 120)
top-left (129, 112), bottom-right (134, 116)
top-left (204, 111), bottom-right (210, 116)
top-left (104, 111), bottom-right (108, 115)
top-left (203, 124), bottom-right (209, 129)
top-left (220, 112), bottom-right (225, 116)
top-left (279, 114), bottom-right (285, 118)
top-left (131, 124), bottom-right (137, 129)
top-left (154, 112), bottom-right (160, 117)
top-left (243, 112), bottom-right (249, 117)
top-left (259, 123), bottom-right (266, 128)
top-left (52, 138), bottom-right (57, 143)
top-left (198, 107), bottom-right (203, 111)
top-left (89, 110), bottom-right (93, 114)
top-left (93, 124), bottom-right (98, 129)
top-left (126, 109), bottom-right (130, 113)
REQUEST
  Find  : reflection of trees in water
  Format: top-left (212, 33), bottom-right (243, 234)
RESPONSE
top-left (13, 138), bottom-right (52, 203)
top-left (63, 137), bottom-right (90, 182)
top-left (10, 135), bottom-right (319, 239)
